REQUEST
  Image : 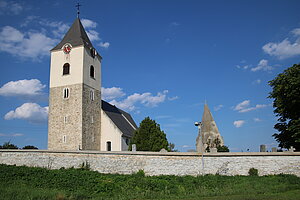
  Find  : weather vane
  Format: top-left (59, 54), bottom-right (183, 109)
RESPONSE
top-left (76, 3), bottom-right (82, 18)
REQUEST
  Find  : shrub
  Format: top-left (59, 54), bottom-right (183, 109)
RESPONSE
top-left (0, 142), bottom-right (18, 149)
top-left (248, 168), bottom-right (259, 176)
top-left (22, 145), bottom-right (38, 149)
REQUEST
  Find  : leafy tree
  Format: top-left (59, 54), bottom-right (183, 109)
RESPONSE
top-left (0, 142), bottom-right (18, 149)
top-left (129, 117), bottom-right (169, 151)
top-left (269, 64), bottom-right (300, 150)
top-left (22, 145), bottom-right (38, 149)
top-left (168, 143), bottom-right (179, 152)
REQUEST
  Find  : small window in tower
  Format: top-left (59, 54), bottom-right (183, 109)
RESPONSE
top-left (90, 90), bottom-right (94, 101)
top-left (90, 65), bottom-right (95, 79)
top-left (91, 116), bottom-right (94, 124)
top-left (92, 133), bottom-right (95, 142)
top-left (63, 63), bottom-right (70, 75)
top-left (107, 141), bottom-right (111, 151)
top-left (63, 135), bottom-right (67, 143)
top-left (63, 88), bottom-right (70, 99)
top-left (64, 116), bottom-right (67, 123)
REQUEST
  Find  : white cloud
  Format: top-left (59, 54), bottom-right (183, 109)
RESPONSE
top-left (102, 87), bottom-right (126, 100)
top-left (236, 65), bottom-right (249, 70)
top-left (170, 22), bottom-right (180, 27)
top-left (0, 79), bottom-right (45, 97)
top-left (182, 145), bottom-right (192, 148)
top-left (214, 104), bottom-right (224, 111)
top-left (233, 120), bottom-right (245, 128)
top-left (86, 30), bottom-right (100, 41)
top-left (0, 0), bottom-right (23, 15)
top-left (110, 90), bottom-right (168, 111)
top-left (81, 19), bottom-right (98, 29)
top-left (4, 103), bottom-right (48, 123)
top-left (234, 100), bottom-right (268, 113)
top-left (251, 59), bottom-right (273, 72)
top-left (234, 100), bottom-right (250, 111)
top-left (168, 96), bottom-right (179, 101)
top-left (252, 79), bottom-right (261, 85)
top-left (0, 26), bottom-right (57, 60)
top-left (291, 28), bottom-right (300, 36)
top-left (253, 118), bottom-right (262, 122)
top-left (0, 133), bottom-right (23, 137)
top-left (262, 28), bottom-right (300, 59)
top-left (99, 42), bottom-right (110, 48)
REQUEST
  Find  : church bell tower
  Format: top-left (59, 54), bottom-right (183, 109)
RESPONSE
top-left (48, 18), bottom-right (102, 151)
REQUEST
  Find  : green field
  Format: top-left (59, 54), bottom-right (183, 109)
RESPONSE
top-left (0, 164), bottom-right (300, 200)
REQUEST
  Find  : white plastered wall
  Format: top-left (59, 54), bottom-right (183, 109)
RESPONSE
top-left (100, 110), bottom-right (122, 151)
top-left (50, 46), bottom-right (101, 90)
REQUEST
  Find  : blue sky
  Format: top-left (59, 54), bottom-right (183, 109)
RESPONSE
top-left (0, 0), bottom-right (300, 152)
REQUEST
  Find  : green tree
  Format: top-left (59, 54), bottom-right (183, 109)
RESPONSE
top-left (269, 64), bottom-right (300, 150)
top-left (22, 145), bottom-right (38, 149)
top-left (0, 142), bottom-right (18, 149)
top-left (129, 117), bottom-right (169, 151)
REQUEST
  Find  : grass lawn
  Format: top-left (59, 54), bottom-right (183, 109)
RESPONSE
top-left (0, 164), bottom-right (300, 200)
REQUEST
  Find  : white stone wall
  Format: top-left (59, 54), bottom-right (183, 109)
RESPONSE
top-left (1, 150), bottom-right (300, 177)
top-left (100, 110), bottom-right (122, 151)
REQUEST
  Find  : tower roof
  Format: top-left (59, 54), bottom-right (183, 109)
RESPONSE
top-left (201, 104), bottom-right (214, 123)
top-left (51, 18), bottom-right (93, 51)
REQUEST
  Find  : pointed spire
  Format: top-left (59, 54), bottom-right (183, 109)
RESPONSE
top-left (201, 103), bottom-right (214, 123)
top-left (51, 18), bottom-right (93, 51)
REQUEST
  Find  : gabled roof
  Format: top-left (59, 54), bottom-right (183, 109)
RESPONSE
top-left (101, 100), bottom-right (137, 138)
top-left (51, 18), bottom-right (93, 51)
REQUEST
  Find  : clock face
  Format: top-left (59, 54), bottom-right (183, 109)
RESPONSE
top-left (62, 43), bottom-right (72, 54)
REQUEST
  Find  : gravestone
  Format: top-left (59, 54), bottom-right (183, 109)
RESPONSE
top-left (289, 146), bottom-right (295, 152)
top-left (132, 144), bottom-right (136, 152)
top-left (160, 148), bottom-right (168, 153)
top-left (272, 147), bottom-right (277, 152)
top-left (260, 145), bottom-right (266, 152)
top-left (210, 147), bottom-right (217, 153)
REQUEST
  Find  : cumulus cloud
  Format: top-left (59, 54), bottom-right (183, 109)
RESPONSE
top-left (262, 28), bottom-right (300, 59)
top-left (0, 17), bottom-right (109, 60)
top-left (81, 19), bottom-right (98, 29)
top-left (234, 100), bottom-right (268, 113)
top-left (0, 26), bottom-right (57, 60)
top-left (214, 104), bottom-right (224, 111)
top-left (99, 42), bottom-right (110, 48)
top-left (4, 103), bottom-right (48, 123)
top-left (251, 59), bottom-right (273, 72)
top-left (110, 90), bottom-right (168, 111)
top-left (0, 0), bottom-right (23, 15)
top-left (102, 87), bottom-right (126, 100)
top-left (0, 79), bottom-right (45, 97)
top-left (233, 120), bottom-right (245, 128)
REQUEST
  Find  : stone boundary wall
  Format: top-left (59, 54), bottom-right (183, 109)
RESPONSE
top-left (1, 150), bottom-right (300, 176)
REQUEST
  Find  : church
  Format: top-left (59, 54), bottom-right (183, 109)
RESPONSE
top-left (48, 17), bottom-right (137, 151)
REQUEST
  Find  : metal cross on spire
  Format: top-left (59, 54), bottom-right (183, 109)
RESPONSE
top-left (76, 3), bottom-right (82, 18)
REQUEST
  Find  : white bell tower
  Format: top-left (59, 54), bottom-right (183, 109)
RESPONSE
top-left (48, 18), bottom-right (102, 151)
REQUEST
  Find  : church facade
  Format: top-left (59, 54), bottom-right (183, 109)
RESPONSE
top-left (48, 18), bottom-right (137, 151)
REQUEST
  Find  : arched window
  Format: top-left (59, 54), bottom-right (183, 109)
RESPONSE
top-left (63, 63), bottom-right (70, 75)
top-left (90, 65), bottom-right (95, 78)
top-left (107, 141), bottom-right (111, 151)
top-left (63, 88), bottom-right (69, 99)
